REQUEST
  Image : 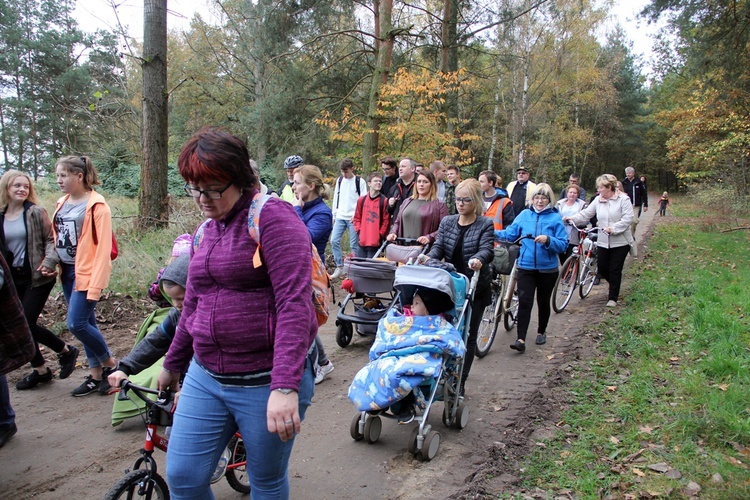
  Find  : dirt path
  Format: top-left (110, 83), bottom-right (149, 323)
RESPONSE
top-left (0, 199), bottom-right (656, 499)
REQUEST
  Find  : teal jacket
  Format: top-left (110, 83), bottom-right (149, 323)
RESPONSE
top-left (494, 206), bottom-right (568, 271)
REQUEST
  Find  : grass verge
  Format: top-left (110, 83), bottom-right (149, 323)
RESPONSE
top-left (518, 201), bottom-right (750, 498)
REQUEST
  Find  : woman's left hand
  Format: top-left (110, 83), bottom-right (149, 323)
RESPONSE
top-left (38, 265), bottom-right (57, 277)
top-left (416, 236), bottom-right (430, 245)
top-left (267, 390), bottom-right (300, 442)
top-left (534, 235), bottom-right (549, 245)
top-left (468, 258), bottom-right (482, 271)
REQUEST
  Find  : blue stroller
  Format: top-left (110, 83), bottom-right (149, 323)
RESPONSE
top-left (347, 263), bottom-right (479, 461)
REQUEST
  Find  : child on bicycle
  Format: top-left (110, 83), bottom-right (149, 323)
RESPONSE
top-left (108, 254), bottom-right (188, 389)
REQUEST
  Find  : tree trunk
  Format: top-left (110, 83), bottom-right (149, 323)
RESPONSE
top-left (362, 0), bottom-right (394, 172)
top-left (440, 0), bottom-right (459, 150)
top-left (139, 0), bottom-right (169, 229)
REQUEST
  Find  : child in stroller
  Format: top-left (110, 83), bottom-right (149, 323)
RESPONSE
top-left (348, 264), bottom-right (475, 461)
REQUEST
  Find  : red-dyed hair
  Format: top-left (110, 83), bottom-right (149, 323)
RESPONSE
top-left (178, 127), bottom-right (256, 190)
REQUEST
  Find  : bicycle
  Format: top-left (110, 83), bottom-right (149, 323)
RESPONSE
top-left (104, 380), bottom-right (250, 499)
top-left (552, 226), bottom-right (599, 313)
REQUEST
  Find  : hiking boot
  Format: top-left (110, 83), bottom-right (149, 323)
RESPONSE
top-left (99, 367), bottom-right (114, 395)
top-left (57, 344), bottom-right (79, 380)
top-left (330, 267), bottom-right (343, 280)
top-left (0, 423), bottom-right (17, 449)
top-left (15, 368), bottom-right (53, 390)
top-left (535, 334), bottom-right (547, 345)
top-left (314, 362), bottom-right (334, 385)
top-left (71, 375), bottom-right (100, 397)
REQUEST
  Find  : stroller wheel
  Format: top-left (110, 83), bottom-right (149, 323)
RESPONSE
top-left (455, 402), bottom-right (470, 429)
top-left (364, 415), bottom-right (382, 444)
top-left (407, 426), bottom-right (420, 455)
top-left (336, 322), bottom-right (353, 348)
top-left (350, 413), bottom-right (364, 441)
top-left (419, 430), bottom-right (441, 461)
top-left (442, 405), bottom-right (455, 428)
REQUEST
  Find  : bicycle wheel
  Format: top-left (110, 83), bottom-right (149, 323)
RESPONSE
top-left (552, 256), bottom-right (578, 313)
top-left (579, 253), bottom-right (598, 299)
top-left (503, 267), bottom-right (517, 311)
top-left (503, 291), bottom-right (519, 331)
top-left (475, 283), bottom-right (503, 358)
top-left (104, 469), bottom-right (169, 500)
top-left (225, 435), bottom-right (251, 494)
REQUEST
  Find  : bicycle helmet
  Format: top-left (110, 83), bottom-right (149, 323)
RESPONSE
top-left (284, 155), bottom-right (304, 170)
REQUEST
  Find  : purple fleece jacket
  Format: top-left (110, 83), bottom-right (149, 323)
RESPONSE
top-left (164, 190), bottom-right (317, 391)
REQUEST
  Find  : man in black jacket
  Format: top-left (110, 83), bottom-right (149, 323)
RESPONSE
top-left (621, 166), bottom-right (648, 235)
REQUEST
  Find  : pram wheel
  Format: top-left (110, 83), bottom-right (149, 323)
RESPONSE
top-left (350, 413), bottom-right (364, 441)
top-left (407, 426), bottom-right (420, 455)
top-left (419, 430), bottom-right (441, 461)
top-left (364, 415), bottom-right (382, 444)
top-left (336, 322), bottom-right (353, 347)
top-left (455, 402), bottom-right (469, 429)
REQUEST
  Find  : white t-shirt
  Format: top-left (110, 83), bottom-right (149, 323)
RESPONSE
top-left (333, 176), bottom-right (367, 220)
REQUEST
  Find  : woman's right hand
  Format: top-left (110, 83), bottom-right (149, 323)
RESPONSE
top-left (291, 193), bottom-right (302, 207)
top-left (38, 265), bottom-right (57, 277)
top-left (386, 233), bottom-right (396, 242)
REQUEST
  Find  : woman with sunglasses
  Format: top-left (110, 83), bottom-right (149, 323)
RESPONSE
top-left (424, 178), bottom-right (493, 395)
top-left (494, 183), bottom-right (568, 353)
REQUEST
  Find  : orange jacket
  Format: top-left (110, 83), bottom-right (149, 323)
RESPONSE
top-left (52, 191), bottom-right (112, 301)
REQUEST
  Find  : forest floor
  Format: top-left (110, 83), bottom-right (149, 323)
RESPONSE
top-left (0, 200), bottom-right (656, 499)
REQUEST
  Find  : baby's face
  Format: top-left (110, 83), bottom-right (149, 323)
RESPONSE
top-left (411, 294), bottom-right (429, 316)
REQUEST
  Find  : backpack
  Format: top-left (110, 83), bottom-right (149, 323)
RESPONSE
top-left (335, 175), bottom-right (362, 210)
top-left (193, 194), bottom-right (331, 327)
top-left (90, 205), bottom-right (119, 260)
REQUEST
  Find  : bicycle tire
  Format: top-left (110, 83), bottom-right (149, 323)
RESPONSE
top-left (552, 256), bottom-right (578, 313)
top-left (225, 436), bottom-right (251, 494)
top-left (579, 254), bottom-right (598, 299)
top-left (475, 283), bottom-right (502, 358)
top-left (503, 266), bottom-right (517, 310)
top-left (104, 469), bottom-right (169, 500)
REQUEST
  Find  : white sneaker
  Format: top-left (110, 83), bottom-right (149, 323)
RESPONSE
top-left (315, 362), bottom-right (334, 384)
top-left (606, 300), bottom-right (617, 308)
top-left (330, 267), bottom-right (343, 280)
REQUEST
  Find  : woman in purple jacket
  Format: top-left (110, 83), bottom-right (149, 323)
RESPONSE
top-left (157, 128), bottom-right (317, 499)
top-left (387, 170), bottom-right (447, 245)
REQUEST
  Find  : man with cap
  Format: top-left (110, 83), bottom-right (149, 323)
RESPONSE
top-left (506, 166), bottom-right (537, 217)
top-left (279, 155), bottom-right (304, 203)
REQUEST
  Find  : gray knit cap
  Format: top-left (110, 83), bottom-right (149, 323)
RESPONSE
top-left (159, 254), bottom-right (189, 294)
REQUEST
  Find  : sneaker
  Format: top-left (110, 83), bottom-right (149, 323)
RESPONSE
top-left (535, 334), bottom-right (547, 345)
top-left (15, 368), bottom-right (53, 390)
top-left (330, 267), bottom-right (343, 280)
top-left (606, 300), bottom-right (617, 308)
top-left (99, 367), bottom-right (114, 395)
top-left (510, 339), bottom-right (526, 353)
top-left (71, 375), bottom-right (101, 397)
top-left (0, 423), bottom-right (17, 449)
top-left (314, 362), bottom-right (334, 385)
top-left (57, 344), bottom-right (79, 380)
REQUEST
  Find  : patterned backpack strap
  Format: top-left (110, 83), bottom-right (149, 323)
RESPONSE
top-left (247, 193), bottom-right (272, 268)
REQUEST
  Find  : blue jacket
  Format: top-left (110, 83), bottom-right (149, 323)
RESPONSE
top-left (494, 206), bottom-right (568, 271)
top-left (295, 196), bottom-right (333, 262)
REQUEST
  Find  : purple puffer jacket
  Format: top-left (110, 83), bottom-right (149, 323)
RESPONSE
top-left (163, 190), bottom-right (317, 391)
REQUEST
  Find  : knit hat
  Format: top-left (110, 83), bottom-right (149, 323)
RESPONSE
top-left (412, 286), bottom-right (454, 316)
top-left (159, 254), bottom-right (189, 297)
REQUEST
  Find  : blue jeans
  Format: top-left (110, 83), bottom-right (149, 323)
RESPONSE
top-left (330, 218), bottom-right (360, 267)
top-left (166, 357), bottom-right (315, 499)
top-left (60, 264), bottom-right (111, 368)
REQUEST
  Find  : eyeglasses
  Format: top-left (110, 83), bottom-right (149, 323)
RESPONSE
top-left (455, 197), bottom-right (473, 205)
top-left (533, 195), bottom-right (549, 201)
top-left (184, 181), bottom-right (233, 199)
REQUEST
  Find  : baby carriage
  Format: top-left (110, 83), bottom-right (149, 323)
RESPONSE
top-left (335, 238), bottom-right (426, 348)
top-left (347, 263), bottom-right (479, 461)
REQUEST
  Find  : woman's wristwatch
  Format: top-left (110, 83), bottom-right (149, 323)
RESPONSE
top-left (274, 388), bottom-right (297, 395)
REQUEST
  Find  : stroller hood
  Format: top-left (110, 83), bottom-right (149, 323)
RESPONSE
top-left (394, 265), bottom-right (456, 314)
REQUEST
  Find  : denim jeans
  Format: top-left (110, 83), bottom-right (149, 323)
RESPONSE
top-left (166, 357), bottom-right (315, 499)
top-left (330, 218), bottom-right (360, 267)
top-left (60, 264), bottom-right (111, 368)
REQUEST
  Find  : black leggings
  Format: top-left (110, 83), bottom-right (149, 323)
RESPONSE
top-left (596, 245), bottom-right (630, 302)
top-left (12, 274), bottom-right (65, 368)
top-left (461, 285), bottom-right (491, 384)
top-left (516, 268), bottom-right (558, 342)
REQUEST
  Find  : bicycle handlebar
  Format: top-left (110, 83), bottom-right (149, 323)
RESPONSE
top-left (497, 234), bottom-right (534, 246)
top-left (118, 379), bottom-right (172, 408)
